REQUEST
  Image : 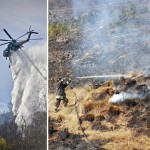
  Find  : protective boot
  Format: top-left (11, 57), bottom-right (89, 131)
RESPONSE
top-left (55, 107), bottom-right (59, 112)
top-left (63, 98), bottom-right (68, 107)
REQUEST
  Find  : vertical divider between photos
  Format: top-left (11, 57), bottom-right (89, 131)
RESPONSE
top-left (47, 0), bottom-right (49, 149)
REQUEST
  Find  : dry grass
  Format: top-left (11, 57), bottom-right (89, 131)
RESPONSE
top-left (49, 82), bottom-right (150, 150)
top-left (129, 71), bottom-right (141, 78)
top-left (88, 128), bottom-right (150, 150)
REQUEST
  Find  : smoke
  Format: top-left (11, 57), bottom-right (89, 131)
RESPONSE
top-left (10, 43), bottom-right (47, 125)
top-left (109, 91), bottom-right (145, 103)
top-left (70, 0), bottom-right (150, 76)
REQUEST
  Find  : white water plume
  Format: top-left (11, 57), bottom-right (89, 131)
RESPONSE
top-left (76, 74), bottom-right (130, 79)
top-left (10, 43), bottom-right (47, 125)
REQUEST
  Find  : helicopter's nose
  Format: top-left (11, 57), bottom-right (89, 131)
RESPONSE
top-left (3, 50), bottom-right (10, 57)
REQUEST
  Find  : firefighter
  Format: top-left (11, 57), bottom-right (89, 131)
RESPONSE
top-left (55, 78), bottom-right (71, 111)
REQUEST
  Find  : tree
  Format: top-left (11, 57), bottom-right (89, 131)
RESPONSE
top-left (0, 138), bottom-right (10, 150)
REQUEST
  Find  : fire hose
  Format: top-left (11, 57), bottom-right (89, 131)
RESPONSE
top-left (68, 85), bottom-right (99, 150)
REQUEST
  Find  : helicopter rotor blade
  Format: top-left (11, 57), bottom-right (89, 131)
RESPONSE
top-left (29, 38), bottom-right (43, 40)
top-left (3, 29), bottom-right (13, 40)
top-left (16, 33), bottom-right (28, 40)
top-left (0, 39), bottom-right (11, 41)
top-left (0, 42), bottom-right (10, 46)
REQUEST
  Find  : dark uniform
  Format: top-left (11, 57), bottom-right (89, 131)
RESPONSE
top-left (55, 78), bottom-right (71, 111)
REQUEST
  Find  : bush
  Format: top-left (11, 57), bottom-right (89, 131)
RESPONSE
top-left (0, 138), bottom-right (10, 150)
top-left (49, 23), bottom-right (69, 37)
top-left (110, 4), bottom-right (136, 28)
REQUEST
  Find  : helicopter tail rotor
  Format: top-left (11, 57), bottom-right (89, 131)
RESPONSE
top-left (28, 26), bottom-right (38, 34)
top-left (29, 26), bottom-right (31, 31)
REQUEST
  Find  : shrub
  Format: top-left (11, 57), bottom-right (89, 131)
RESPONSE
top-left (49, 23), bottom-right (69, 37)
top-left (0, 138), bottom-right (10, 150)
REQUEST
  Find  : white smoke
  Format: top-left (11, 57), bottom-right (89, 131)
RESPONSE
top-left (70, 0), bottom-right (150, 76)
top-left (10, 43), bottom-right (47, 125)
top-left (109, 91), bottom-right (145, 103)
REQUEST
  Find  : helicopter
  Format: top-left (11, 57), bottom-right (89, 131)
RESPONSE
top-left (0, 26), bottom-right (42, 60)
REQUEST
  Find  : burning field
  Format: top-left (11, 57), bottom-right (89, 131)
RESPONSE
top-left (49, 0), bottom-right (150, 149)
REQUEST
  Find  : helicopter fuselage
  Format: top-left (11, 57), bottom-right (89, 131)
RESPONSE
top-left (1, 28), bottom-right (39, 60)
top-left (3, 40), bottom-right (28, 58)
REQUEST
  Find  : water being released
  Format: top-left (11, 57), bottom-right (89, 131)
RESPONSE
top-left (10, 44), bottom-right (47, 125)
top-left (76, 74), bottom-right (130, 79)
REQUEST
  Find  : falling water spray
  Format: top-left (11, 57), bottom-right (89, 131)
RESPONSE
top-left (10, 43), bottom-right (47, 125)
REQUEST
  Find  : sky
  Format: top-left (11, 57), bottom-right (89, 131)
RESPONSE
top-left (0, 0), bottom-right (47, 112)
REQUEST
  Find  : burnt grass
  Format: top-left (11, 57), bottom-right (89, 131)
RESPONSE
top-left (49, 33), bottom-right (150, 148)
top-left (49, 117), bottom-right (109, 150)
top-left (49, 131), bottom-right (109, 150)
top-left (48, 35), bottom-right (82, 92)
